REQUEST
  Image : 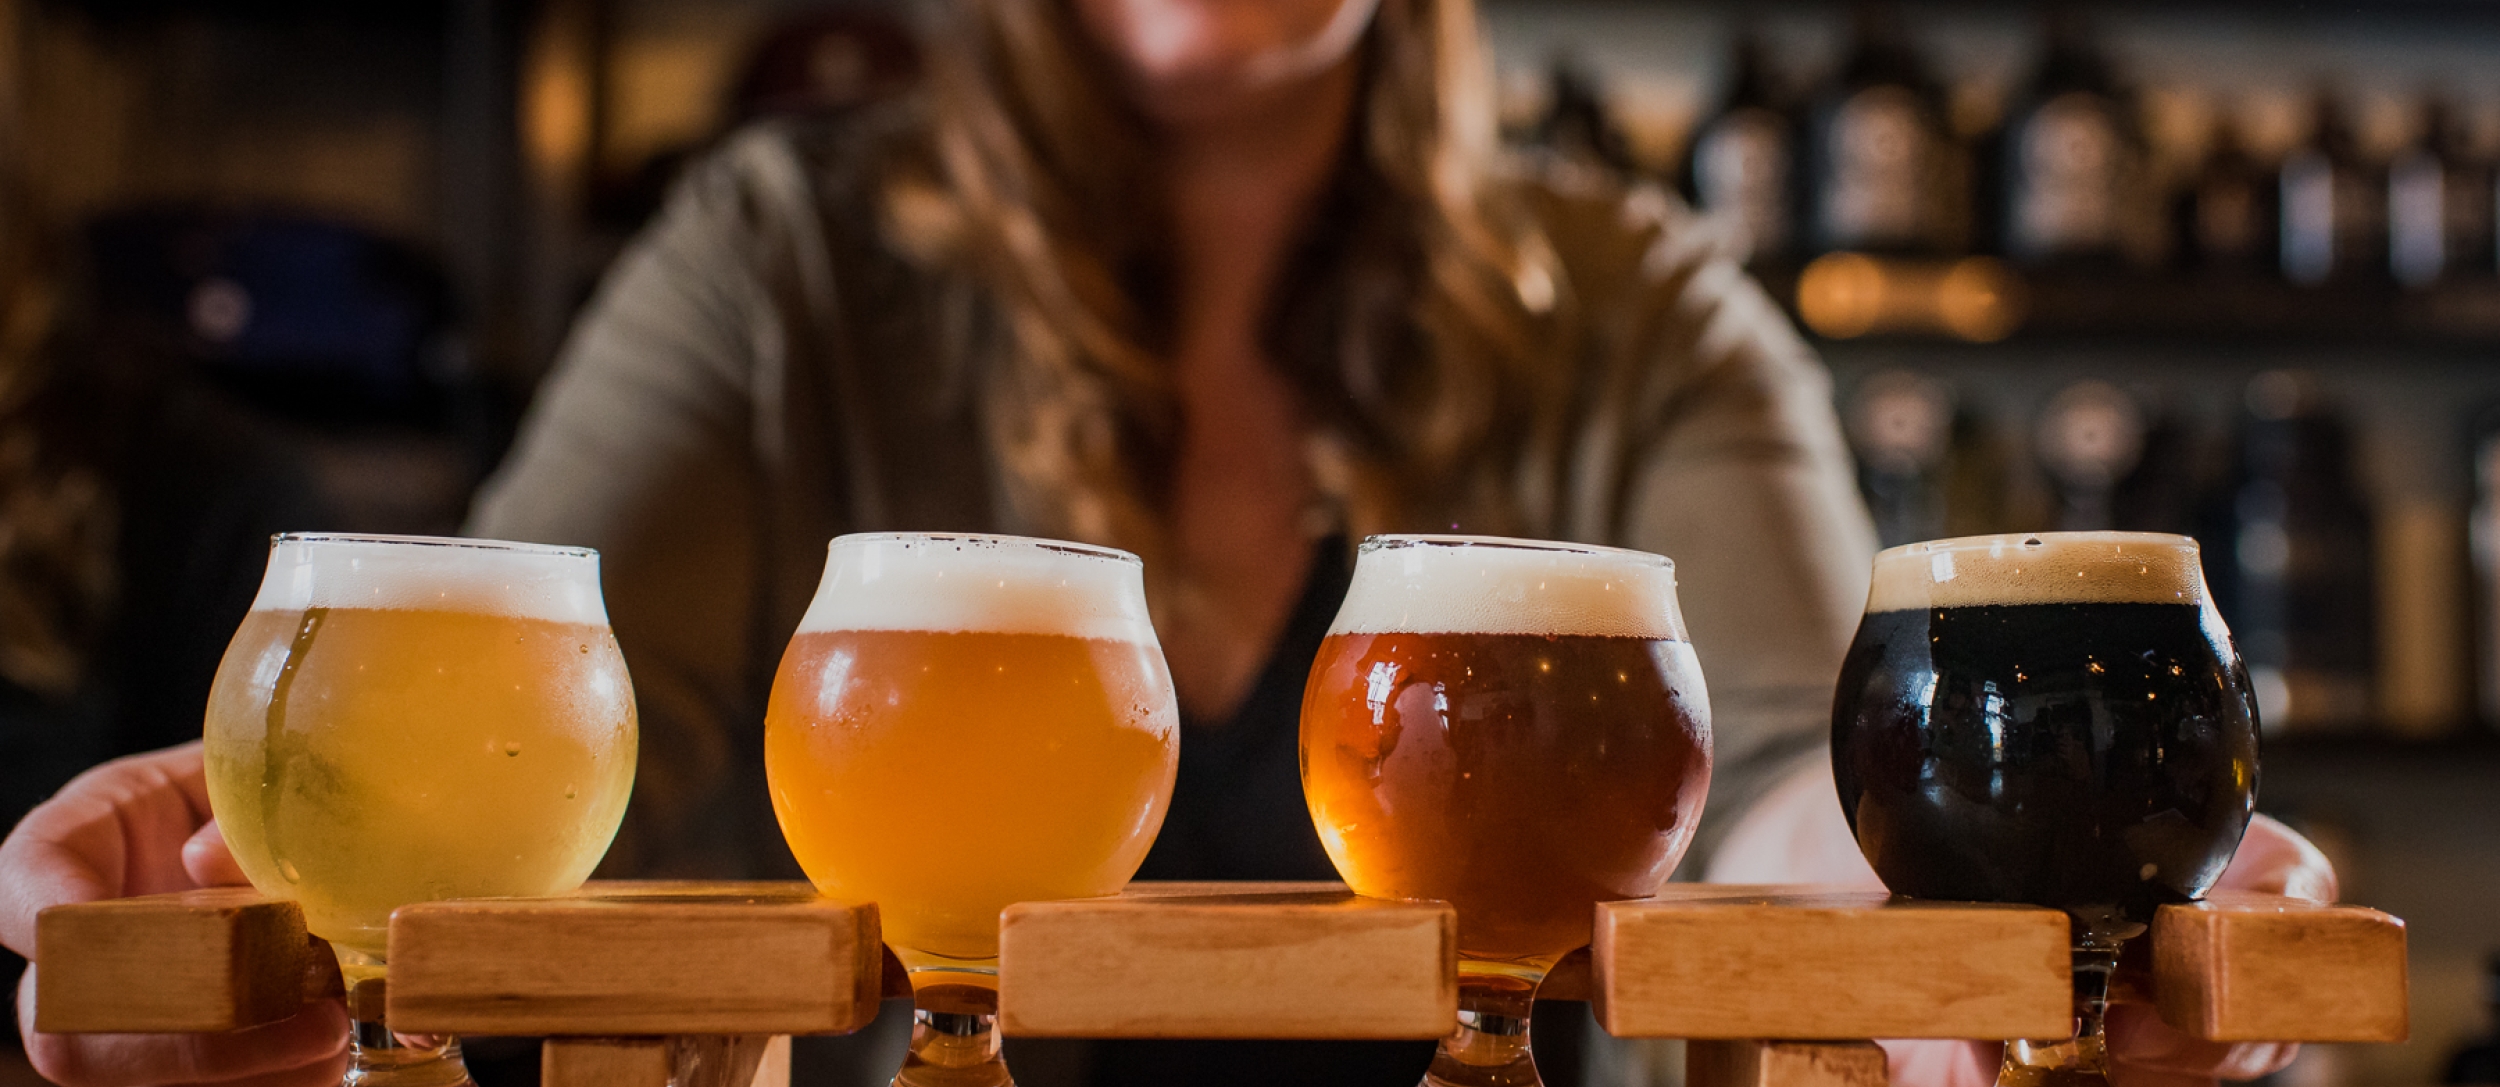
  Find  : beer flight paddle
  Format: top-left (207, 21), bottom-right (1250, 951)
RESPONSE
top-left (26, 529), bottom-right (2393, 1087)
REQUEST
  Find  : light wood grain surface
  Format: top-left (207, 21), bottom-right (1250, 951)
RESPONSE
top-left (998, 881), bottom-right (1456, 1040)
top-left (1595, 886), bottom-right (2072, 1040)
top-left (387, 882), bottom-right (882, 1036)
top-left (32, 888), bottom-right (336, 1033)
top-left (540, 1036), bottom-right (791, 1087)
top-left (1688, 1040), bottom-right (1890, 1087)
top-left (2152, 891), bottom-right (2409, 1043)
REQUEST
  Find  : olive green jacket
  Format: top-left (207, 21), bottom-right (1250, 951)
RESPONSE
top-left (469, 116), bottom-right (1877, 881)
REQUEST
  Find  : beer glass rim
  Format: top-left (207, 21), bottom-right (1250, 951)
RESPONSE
top-left (1357, 534), bottom-right (1671, 569)
top-left (829, 531), bottom-right (1141, 567)
top-left (1874, 530), bottom-right (2198, 563)
top-left (271, 532), bottom-right (597, 560)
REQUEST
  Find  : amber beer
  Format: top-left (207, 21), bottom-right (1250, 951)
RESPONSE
top-left (203, 536), bottom-right (638, 974)
top-left (765, 534), bottom-right (1179, 977)
top-left (1302, 535), bottom-right (1710, 1087)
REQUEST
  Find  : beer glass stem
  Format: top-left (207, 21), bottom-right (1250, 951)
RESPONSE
top-left (343, 973), bottom-right (474, 1087)
top-left (895, 981), bottom-right (1013, 1087)
top-left (1997, 934), bottom-right (2126, 1087)
top-left (1423, 969), bottom-right (1544, 1087)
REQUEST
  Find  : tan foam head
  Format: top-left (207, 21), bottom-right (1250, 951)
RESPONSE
top-left (1331, 535), bottom-right (1687, 639)
top-left (1866, 532), bottom-right (2208, 613)
top-left (249, 534), bottom-right (608, 623)
top-left (796, 533), bottom-right (1158, 644)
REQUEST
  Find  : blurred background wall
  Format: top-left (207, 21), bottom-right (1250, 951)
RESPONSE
top-left (1, 1), bottom-right (2496, 1085)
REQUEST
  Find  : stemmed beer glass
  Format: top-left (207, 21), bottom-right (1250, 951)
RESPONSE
top-left (765, 533), bottom-right (1180, 1087)
top-left (1301, 536), bottom-right (1713, 1087)
top-left (1832, 532), bottom-right (2259, 1087)
top-left (204, 534), bottom-right (640, 1086)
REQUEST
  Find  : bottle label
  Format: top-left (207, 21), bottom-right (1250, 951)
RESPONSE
top-left (1695, 109), bottom-right (1792, 261)
top-left (1822, 86), bottom-right (1931, 248)
top-left (2390, 149), bottom-right (2444, 287)
top-left (2012, 93), bottom-right (2124, 259)
top-left (2281, 151), bottom-right (2376, 284)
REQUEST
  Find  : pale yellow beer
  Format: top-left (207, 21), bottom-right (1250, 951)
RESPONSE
top-left (202, 535), bottom-right (637, 975)
top-left (765, 534), bottom-right (1178, 975)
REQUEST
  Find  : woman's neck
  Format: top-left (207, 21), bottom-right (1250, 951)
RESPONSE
top-left (1161, 57), bottom-right (1358, 343)
top-left (1151, 55), bottom-right (1357, 722)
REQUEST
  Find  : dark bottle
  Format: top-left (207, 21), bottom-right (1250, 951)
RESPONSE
top-left (2280, 92), bottom-right (2387, 287)
top-left (1843, 370), bottom-right (2013, 548)
top-left (1531, 56), bottom-right (1640, 179)
top-left (2207, 372), bottom-right (2378, 733)
top-left (1997, 11), bottom-right (2146, 267)
top-left (2177, 118), bottom-right (2278, 276)
top-left (2389, 96), bottom-right (2498, 289)
top-left (2034, 381), bottom-right (2205, 536)
top-left (2446, 953), bottom-right (2500, 1084)
top-left (1684, 32), bottom-right (1797, 266)
top-left (2471, 404), bottom-right (2500, 730)
top-left (1802, 5), bottom-right (1958, 255)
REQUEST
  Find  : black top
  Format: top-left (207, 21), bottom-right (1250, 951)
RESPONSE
top-left (1067, 537), bottom-right (1436, 1087)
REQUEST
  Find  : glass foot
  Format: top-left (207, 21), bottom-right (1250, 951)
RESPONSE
top-left (1422, 973), bottom-right (1542, 1087)
top-left (893, 984), bottom-right (1013, 1087)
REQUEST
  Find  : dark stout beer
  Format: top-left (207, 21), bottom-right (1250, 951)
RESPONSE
top-left (1832, 534), bottom-right (2258, 928)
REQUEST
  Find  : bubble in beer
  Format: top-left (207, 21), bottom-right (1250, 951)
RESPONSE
top-left (505, 742), bottom-right (522, 757)
top-left (279, 859), bottom-right (301, 883)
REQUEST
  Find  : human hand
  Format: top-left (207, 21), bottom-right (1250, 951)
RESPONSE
top-left (0, 742), bottom-right (348, 1086)
top-left (1705, 759), bottom-right (2331, 1087)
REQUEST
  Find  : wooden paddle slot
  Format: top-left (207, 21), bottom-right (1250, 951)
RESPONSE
top-left (1688, 1040), bottom-right (1890, 1087)
top-left (1594, 886), bottom-right (2073, 1041)
top-left (997, 881), bottom-right (1456, 1039)
top-left (2151, 891), bottom-right (2409, 1043)
top-left (32, 887), bottom-right (338, 1034)
top-left (386, 881), bottom-right (882, 1037)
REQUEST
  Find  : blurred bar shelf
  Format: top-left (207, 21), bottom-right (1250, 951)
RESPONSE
top-left (1763, 258), bottom-right (2500, 355)
top-left (34, 881), bottom-right (2409, 1087)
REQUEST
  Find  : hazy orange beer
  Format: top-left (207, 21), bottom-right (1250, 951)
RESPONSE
top-left (1302, 536), bottom-right (1711, 1087)
top-left (765, 533), bottom-right (1177, 1086)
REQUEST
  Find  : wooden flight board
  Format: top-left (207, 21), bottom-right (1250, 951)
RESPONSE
top-left (998, 881), bottom-right (1456, 1039)
top-left (27, 879), bottom-right (2408, 1087)
top-left (385, 881), bottom-right (882, 1037)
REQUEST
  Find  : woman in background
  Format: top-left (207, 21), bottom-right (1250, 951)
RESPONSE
top-left (3, 1), bottom-right (2325, 1085)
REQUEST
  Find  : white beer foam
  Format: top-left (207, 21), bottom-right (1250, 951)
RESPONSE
top-left (795, 533), bottom-right (1158, 644)
top-left (1330, 536), bottom-right (1687, 640)
top-left (249, 534), bottom-right (608, 624)
top-left (1867, 531), bottom-right (2208, 612)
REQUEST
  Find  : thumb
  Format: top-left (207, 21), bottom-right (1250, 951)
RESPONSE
top-left (182, 821), bottom-right (252, 888)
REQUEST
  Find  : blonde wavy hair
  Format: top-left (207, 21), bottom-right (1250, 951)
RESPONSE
top-left (884, 0), bottom-right (1574, 564)
top-left (0, 174), bottom-right (113, 698)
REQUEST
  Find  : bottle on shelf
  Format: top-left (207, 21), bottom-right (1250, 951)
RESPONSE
top-left (2444, 952), bottom-right (2500, 1085)
top-left (2388, 95), bottom-right (2498, 289)
top-left (2279, 91), bottom-right (2388, 287)
top-left (2470, 403), bottom-right (2500, 730)
top-left (1994, 10), bottom-right (2149, 269)
top-left (1843, 370), bottom-right (2011, 547)
top-left (1683, 31), bottom-right (1798, 267)
top-left (2208, 371), bottom-right (2378, 734)
top-left (2176, 115), bottom-right (2279, 277)
top-left (1801, 4), bottom-right (1960, 256)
